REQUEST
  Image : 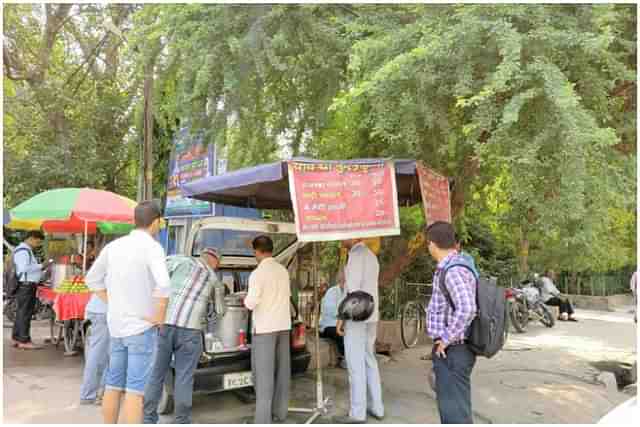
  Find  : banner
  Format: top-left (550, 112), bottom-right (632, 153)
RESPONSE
top-left (288, 160), bottom-right (400, 242)
top-left (165, 129), bottom-right (215, 217)
top-left (416, 161), bottom-right (451, 225)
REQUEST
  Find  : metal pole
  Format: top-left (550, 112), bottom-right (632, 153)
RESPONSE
top-left (313, 242), bottom-right (323, 409)
top-left (82, 220), bottom-right (88, 274)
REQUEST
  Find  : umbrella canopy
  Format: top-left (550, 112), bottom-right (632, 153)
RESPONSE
top-left (180, 158), bottom-right (423, 210)
top-left (9, 188), bottom-right (137, 234)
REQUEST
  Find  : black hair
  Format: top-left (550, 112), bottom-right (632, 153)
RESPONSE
top-left (26, 230), bottom-right (45, 240)
top-left (252, 235), bottom-right (274, 253)
top-left (425, 221), bottom-right (457, 250)
top-left (134, 200), bottom-right (162, 229)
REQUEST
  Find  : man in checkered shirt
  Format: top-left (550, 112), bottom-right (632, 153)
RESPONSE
top-left (425, 221), bottom-right (478, 424)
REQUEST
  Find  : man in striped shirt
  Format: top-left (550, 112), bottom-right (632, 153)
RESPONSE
top-left (425, 222), bottom-right (478, 424)
top-left (143, 247), bottom-right (223, 424)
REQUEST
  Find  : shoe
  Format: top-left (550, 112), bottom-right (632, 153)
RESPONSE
top-left (17, 342), bottom-right (43, 350)
top-left (568, 317), bottom-right (579, 322)
top-left (367, 410), bottom-right (385, 421)
top-left (332, 415), bottom-right (366, 424)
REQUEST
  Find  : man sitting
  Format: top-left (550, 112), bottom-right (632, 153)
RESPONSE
top-left (319, 269), bottom-right (347, 369)
top-left (540, 270), bottom-right (578, 322)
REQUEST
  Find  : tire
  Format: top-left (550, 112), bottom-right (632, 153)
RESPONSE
top-left (157, 369), bottom-right (175, 415)
top-left (400, 301), bottom-right (423, 348)
top-left (537, 304), bottom-right (555, 328)
top-left (509, 300), bottom-right (528, 333)
top-left (63, 320), bottom-right (81, 355)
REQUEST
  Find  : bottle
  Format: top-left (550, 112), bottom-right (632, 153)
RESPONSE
top-left (238, 329), bottom-right (246, 347)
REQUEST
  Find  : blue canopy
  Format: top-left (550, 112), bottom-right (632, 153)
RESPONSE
top-left (180, 158), bottom-right (423, 210)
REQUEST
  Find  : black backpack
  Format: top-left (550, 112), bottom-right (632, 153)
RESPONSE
top-left (3, 247), bottom-right (33, 297)
top-left (438, 261), bottom-right (508, 358)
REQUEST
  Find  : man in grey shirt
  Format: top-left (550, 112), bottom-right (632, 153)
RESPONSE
top-left (334, 239), bottom-right (384, 423)
top-left (540, 270), bottom-right (577, 321)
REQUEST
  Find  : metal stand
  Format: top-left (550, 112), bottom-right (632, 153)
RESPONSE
top-left (289, 242), bottom-right (331, 424)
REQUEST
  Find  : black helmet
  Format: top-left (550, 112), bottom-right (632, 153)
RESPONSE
top-left (337, 291), bottom-right (375, 322)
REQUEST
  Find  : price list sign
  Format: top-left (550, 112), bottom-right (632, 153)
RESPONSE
top-left (287, 160), bottom-right (400, 242)
top-left (416, 162), bottom-right (452, 225)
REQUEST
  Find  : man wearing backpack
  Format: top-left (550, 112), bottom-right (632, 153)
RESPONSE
top-left (11, 230), bottom-right (47, 350)
top-left (425, 221), bottom-right (478, 424)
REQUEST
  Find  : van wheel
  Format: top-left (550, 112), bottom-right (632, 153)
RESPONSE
top-left (157, 369), bottom-right (175, 415)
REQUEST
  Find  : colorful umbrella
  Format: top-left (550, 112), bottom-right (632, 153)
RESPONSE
top-left (9, 188), bottom-right (137, 234)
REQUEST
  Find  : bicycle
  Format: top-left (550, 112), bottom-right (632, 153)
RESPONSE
top-left (400, 282), bottom-right (432, 349)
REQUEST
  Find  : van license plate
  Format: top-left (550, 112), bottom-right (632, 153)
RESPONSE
top-left (223, 371), bottom-right (253, 390)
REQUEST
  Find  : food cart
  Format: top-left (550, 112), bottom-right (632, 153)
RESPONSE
top-left (8, 188), bottom-right (136, 355)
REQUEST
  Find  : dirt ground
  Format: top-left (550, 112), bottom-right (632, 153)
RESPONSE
top-left (2, 307), bottom-right (636, 424)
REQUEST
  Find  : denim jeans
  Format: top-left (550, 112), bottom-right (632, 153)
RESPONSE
top-left (80, 312), bottom-right (110, 401)
top-left (432, 343), bottom-right (477, 424)
top-left (144, 325), bottom-right (203, 424)
top-left (105, 327), bottom-right (157, 395)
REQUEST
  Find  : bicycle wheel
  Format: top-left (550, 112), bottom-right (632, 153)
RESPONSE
top-left (401, 301), bottom-right (423, 348)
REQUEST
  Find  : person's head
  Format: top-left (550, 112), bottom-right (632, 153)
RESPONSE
top-left (252, 235), bottom-right (274, 262)
top-left (25, 230), bottom-right (45, 248)
top-left (337, 268), bottom-right (346, 289)
top-left (134, 200), bottom-right (163, 236)
top-left (86, 241), bottom-right (96, 257)
top-left (200, 247), bottom-right (221, 271)
top-left (425, 221), bottom-right (457, 262)
top-left (342, 238), bottom-right (363, 250)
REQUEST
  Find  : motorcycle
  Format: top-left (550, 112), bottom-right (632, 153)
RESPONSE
top-left (505, 274), bottom-right (555, 333)
top-left (3, 282), bottom-right (56, 324)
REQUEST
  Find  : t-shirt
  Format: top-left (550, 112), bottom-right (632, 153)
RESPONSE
top-left (86, 229), bottom-right (171, 338)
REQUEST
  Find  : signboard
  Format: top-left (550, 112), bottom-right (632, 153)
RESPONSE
top-left (416, 161), bottom-right (451, 225)
top-left (165, 129), bottom-right (215, 217)
top-left (288, 160), bottom-right (400, 242)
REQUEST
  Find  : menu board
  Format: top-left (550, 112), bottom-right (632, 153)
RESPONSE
top-left (288, 160), bottom-right (400, 242)
top-left (165, 129), bottom-right (215, 217)
top-left (416, 161), bottom-right (451, 225)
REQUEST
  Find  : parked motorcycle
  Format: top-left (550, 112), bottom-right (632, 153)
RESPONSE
top-left (3, 282), bottom-right (55, 324)
top-left (505, 274), bottom-right (555, 333)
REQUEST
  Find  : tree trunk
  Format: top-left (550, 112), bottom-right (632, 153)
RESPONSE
top-left (142, 60), bottom-right (154, 201)
top-left (519, 233), bottom-right (529, 276)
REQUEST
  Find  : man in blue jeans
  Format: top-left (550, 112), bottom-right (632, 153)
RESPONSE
top-left (426, 222), bottom-right (478, 424)
top-left (79, 293), bottom-right (109, 405)
top-left (87, 201), bottom-right (171, 424)
top-left (143, 247), bottom-right (223, 424)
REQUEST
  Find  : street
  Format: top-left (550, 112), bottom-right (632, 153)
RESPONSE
top-left (2, 307), bottom-right (636, 424)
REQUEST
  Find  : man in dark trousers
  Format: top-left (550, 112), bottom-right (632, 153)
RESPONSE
top-left (11, 230), bottom-right (47, 350)
top-left (244, 235), bottom-right (292, 424)
top-left (425, 221), bottom-right (478, 424)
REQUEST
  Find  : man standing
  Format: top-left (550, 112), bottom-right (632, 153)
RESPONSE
top-left (319, 269), bottom-right (347, 368)
top-left (144, 247), bottom-right (224, 424)
top-left (11, 230), bottom-right (47, 350)
top-left (334, 239), bottom-right (384, 424)
top-left (540, 270), bottom-right (577, 322)
top-left (244, 235), bottom-right (291, 424)
top-left (425, 221), bottom-right (478, 424)
top-left (86, 201), bottom-right (171, 424)
top-left (79, 292), bottom-right (109, 405)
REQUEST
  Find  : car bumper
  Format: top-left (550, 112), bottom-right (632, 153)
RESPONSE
top-left (193, 350), bottom-right (311, 394)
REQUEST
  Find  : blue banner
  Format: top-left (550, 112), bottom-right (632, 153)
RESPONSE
top-left (165, 128), bottom-right (215, 217)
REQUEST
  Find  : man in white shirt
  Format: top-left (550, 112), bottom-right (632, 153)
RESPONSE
top-left (244, 235), bottom-right (291, 424)
top-left (86, 201), bottom-right (171, 424)
top-left (334, 239), bottom-right (384, 424)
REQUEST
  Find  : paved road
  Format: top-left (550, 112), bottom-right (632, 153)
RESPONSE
top-left (2, 307), bottom-right (636, 423)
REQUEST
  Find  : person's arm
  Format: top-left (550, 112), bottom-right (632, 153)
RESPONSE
top-left (146, 244), bottom-right (171, 325)
top-left (345, 250), bottom-right (366, 293)
top-left (440, 267), bottom-right (477, 346)
top-left (14, 250), bottom-right (41, 278)
top-left (244, 270), bottom-right (262, 311)
top-left (86, 248), bottom-right (109, 303)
